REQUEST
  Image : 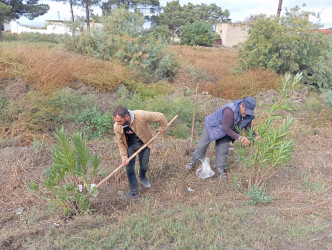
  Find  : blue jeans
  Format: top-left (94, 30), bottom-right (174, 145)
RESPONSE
top-left (126, 142), bottom-right (150, 194)
top-left (190, 127), bottom-right (230, 170)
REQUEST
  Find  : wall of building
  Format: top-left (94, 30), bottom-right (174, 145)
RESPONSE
top-left (3, 22), bottom-right (11, 32)
top-left (7, 20), bottom-right (102, 35)
top-left (215, 23), bottom-right (249, 47)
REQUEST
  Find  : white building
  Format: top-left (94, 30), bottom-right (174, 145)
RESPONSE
top-left (5, 20), bottom-right (102, 35)
top-left (215, 23), bottom-right (249, 47)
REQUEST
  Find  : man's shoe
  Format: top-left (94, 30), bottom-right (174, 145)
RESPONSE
top-left (138, 178), bottom-right (151, 188)
top-left (217, 167), bottom-right (229, 180)
top-left (120, 192), bottom-right (138, 200)
top-left (186, 161), bottom-right (195, 170)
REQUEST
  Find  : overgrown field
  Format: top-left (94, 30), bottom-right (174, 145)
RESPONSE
top-left (1, 41), bottom-right (332, 249)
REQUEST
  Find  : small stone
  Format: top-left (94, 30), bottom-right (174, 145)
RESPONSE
top-left (117, 190), bottom-right (125, 196)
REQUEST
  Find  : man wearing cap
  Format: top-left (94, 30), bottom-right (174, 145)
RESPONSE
top-left (186, 97), bottom-right (257, 180)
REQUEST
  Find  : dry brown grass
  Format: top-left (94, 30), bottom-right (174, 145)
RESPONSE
top-left (171, 45), bottom-right (281, 99)
top-left (1, 43), bottom-right (332, 249)
top-left (0, 43), bottom-right (128, 92)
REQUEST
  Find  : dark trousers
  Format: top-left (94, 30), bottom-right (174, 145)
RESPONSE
top-left (126, 142), bottom-right (150, 194)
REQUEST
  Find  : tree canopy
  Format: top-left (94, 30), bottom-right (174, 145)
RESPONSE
top-left (0, 0), bottom-right (49, 20)
top-left (101, 0), bottom-right (160, 15)
top-left (158, 0), bottom-right (230, 41)
top-left (238, 7), bottom-right (332, 89)
top-left (178, 21), bottom-right (217, 47)
top-left (0, 0), bottom-right (49, 41)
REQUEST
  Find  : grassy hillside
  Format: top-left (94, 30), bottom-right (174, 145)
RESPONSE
top-left (1, 40), bottom-right (332, 249)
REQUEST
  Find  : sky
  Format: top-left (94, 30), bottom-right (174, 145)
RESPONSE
top-left (17, 0), bottom-right (332, 28)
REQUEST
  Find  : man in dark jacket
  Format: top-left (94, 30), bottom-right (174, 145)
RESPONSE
top-left (186, 97), bottom-right (257, 180)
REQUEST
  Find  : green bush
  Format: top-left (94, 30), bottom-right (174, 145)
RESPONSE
top-left (29, 127), bottom-right (100, 217)
top-left (2, 31), bottom-right (18, 41)
top-left (325, 91), bottom-right (332, 108)
top-left (31, 90), bottom-right (94, 128)
top-left (178, 21), bottom-right (217, 47)
top-left (64, 9), bottom-right (177, 83)
top-left (18, 32), bottom-right (63, 44)
top-left (235, 73), bottom-right (301, 188)
top-left (75, 107), bottom-right (112, 140)
top-left (238, 7), bottom-right (332, 89)
top-left (305, 96), bottom-right (322, 111)
top-left (0, 97), bottom-right (10, 123)
top-left (125, 80), bottom-right (174, 99)
top-left (148, 25), bottom-right (172, 43)
top-left (246, 185), bottom-right (273, 205)
top-left (169, 123), bottom-right (189, 139)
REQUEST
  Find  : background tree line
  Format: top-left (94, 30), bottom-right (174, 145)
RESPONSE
top-left (1, 0), bottom-right (331, 89)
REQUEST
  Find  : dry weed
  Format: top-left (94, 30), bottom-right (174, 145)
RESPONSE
top-left (0, 43), bottom-right (128, 92)
top-left (171, 45), bottom-right (281, 99)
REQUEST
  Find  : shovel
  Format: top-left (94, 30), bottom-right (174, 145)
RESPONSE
top-left (95, 115), bottom-right (179, 189)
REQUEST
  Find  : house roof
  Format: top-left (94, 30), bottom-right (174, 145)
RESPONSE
top-left (312, 29), bottom-right (331, 35)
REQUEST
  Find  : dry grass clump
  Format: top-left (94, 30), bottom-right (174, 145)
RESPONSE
top-left (0, 43), bottom-right (128, 92)
top-left (171, 45), bottom-right (281, 99)
top-left (201, 69), bottom-right (281, 99)
top-left (0, 148), bottom-right (48, 220)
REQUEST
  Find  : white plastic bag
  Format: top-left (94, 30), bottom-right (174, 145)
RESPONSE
top-left (196, 157), bottom-right (215, 179)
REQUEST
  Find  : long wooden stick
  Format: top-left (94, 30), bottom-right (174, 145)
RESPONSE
top-left (96, 115), bottom-right (179, 188)
top-left (191, 82), bottom-right (200, 146)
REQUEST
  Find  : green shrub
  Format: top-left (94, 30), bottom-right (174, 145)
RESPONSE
top-left (125, 80), bottom-right (174, 99)
top-left (75, 107), bottom-right (112, 140)
top-left (0, 97), bottom-right (10, 123)
top-left (305, 96), bottom-right (322, 111)
top-left (169, 123), bottom-right (190, 139)
top-left (238, 7), bottom-right (332, 89)
top-left (246, 185), bottom-right (273, 205)
top-left (18, 32), bottom-right (63, 44)
top-left (31, 90), bottom-right (94, 128)
top-left (325, 91), bottom-right (332, 108)
top-left (2, 32), bottom-right (18, 41)
top-left (64, 9), bottom-right (177, 83)
top-left (301, 179), bottom-right (326, 195)
top-left (148, 25), bottom-right (172, 43)
top-left (29, 127), bottom-right (100, 217)
top-left (178, 21), bottom-right (217, 47)
top-left (235, 73), bottom-right (301, 188)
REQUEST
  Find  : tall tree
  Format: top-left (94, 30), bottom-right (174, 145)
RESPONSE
top-left (159, 1), bottom-right (231, 41)
top-left (78, 0), bottom-right (100, 27)
top-left (196, 3), bottom-right (231, 25)
top-left (0, 0), bottom-right (49, 41)
top-left (158, 0), bottom-right (185, 41)
top-left (55, 0), bottom-right (79, 23)
top-left (238, 7), bottom-right (332, 89)
top-left (101, 0), bottom-right (160, 19)
top-left (0, 2), bottom-right (11, 41)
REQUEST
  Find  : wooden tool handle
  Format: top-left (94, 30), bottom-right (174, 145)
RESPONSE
top-left (96, 115), bottom-right (178, 188)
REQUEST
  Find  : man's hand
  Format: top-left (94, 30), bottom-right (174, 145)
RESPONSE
top-left (156, 128), bottom-right (166, 134)
top-left (122, 158), bottom-right (129, 167)
top-left (255, 136), bottom-right (263, 141)
top-left (239, 136), bottom-right (250, 146)
top-left (255, 131), bottom-right (263, 141)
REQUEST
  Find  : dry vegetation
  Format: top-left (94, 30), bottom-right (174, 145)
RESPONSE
top-left (171, 45), bottom-right (281, 99)
top-left (0, 43), bottom-right (128, 92)
top-left (0, 43), bottom-right (332, 249)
